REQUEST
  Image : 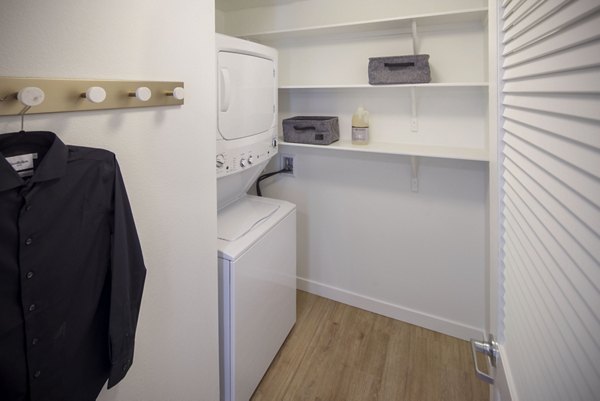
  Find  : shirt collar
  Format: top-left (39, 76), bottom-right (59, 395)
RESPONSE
top-left (0, 131), bottom-right (68, 191)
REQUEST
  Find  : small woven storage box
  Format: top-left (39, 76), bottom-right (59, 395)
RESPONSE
top-left (368, 55), bottom-right (431, 85)
top-left (282, 116), bottom-right (340, 145)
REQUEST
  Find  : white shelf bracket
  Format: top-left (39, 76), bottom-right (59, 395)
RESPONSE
top-left (410, 87), bottom-right (418, 132)
top-left (410, 155), bottom-right (419, 192)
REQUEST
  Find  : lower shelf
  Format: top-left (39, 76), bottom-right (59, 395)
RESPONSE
top-left (279, 138), bottom-right (489, 162)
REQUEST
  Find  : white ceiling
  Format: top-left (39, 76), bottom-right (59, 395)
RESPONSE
top-left (215, 0), bottom-right (306, 12)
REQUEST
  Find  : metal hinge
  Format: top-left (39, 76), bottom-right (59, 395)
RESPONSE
top-left (470, 334), bottom-right (499, 384)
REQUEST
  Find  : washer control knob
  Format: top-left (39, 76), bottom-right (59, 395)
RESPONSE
top-left (240, 158), bottom-right (247, 168)
top-left (271, 138), bottom-right (278, 148)
top-left (247, 155), bottom-right (254, 165)
top-left (216, 154), bottom-right (225, 168)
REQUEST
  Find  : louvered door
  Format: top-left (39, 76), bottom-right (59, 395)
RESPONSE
top-left (500, 0), bottom-right (600, 400)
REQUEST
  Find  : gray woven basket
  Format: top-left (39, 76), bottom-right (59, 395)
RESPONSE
top-left (282, 116), bottom-right (339, 145)
top-left (368, 55), bottom-right (431, 85)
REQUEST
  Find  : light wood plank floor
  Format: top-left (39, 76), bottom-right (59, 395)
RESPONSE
top-left (251, 291), bottom-right (489, 401)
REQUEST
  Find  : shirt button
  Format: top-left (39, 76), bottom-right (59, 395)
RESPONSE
top-left (33, 370), bottom-right (41, 379)
top-left (32, 338), bottom-right (39, 346)
top-left (26, 271), bottom-right (34, 279)
top-left (28, 304), bottom-right (36, 312)
top-left (25, 238), bottom-right (33, 246)
top-left (25, 205), bottom-right (32, 211)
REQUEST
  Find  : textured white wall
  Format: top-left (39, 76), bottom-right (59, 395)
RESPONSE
top-left (0, 1), bottom-right (219, 400)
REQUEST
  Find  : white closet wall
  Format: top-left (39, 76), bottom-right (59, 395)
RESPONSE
top-left (216, 8), bottom-right (227, 33)
top-left (500, 1), bottom-right (600, 400)
top-left (0, 1), bottom-right (220, 400)
top-left (218, 0), bottom-right (490, 340)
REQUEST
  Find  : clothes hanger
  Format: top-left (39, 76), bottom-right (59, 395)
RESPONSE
top-left (18, 105), bottom-right (31, 133)
top-left (0, 105), bottom-right (32, 137)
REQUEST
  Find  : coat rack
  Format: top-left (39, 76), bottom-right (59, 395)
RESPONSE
top-left (0, 77), bottom-right (184, 116)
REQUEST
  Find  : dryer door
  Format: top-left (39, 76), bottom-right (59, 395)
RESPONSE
top-left (218, 51), bottom-right (276, 140)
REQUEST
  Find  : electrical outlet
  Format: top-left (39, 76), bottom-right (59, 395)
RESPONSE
top-left (411, 118), bottom-right (419, 132)
top-left (280, 153), bottom-right (294, 176)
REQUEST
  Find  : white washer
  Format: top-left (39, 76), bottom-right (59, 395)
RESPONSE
top-left (218, 196), bottom-right (296, 401)
top-left (216, 34), bottom-right (296, 401)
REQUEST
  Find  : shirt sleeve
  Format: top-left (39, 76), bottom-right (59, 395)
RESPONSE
top-left (106, 156), bottom-right (147, 388)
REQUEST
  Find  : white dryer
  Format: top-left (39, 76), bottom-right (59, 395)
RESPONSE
top-left (215, 34), bottom-right (296, 401)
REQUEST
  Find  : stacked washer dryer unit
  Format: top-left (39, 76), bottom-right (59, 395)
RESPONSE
top-left (215, 34), bottom-right (297, 401)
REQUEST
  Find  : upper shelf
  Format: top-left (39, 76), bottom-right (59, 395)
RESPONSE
top-left (279, 83), bottom-right (489, 90)
top-left (238, 7), bottom-right (488, 43)
top-left (279, 139), bottom-right (489, 162)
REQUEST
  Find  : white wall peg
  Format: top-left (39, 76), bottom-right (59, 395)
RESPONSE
top-left (410, 155), bottom-right (419, 192)
top-left (17, 86), bottom-right (45, 107)
top-left (82, 86), bottom-right (107, 104)
top-left (166, 86), bottom-right (185, 100)
top-left (130, 86), bottom-right (152, 102)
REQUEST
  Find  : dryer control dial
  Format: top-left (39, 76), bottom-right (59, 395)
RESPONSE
top-left (240, 158), bottom-right (247, 168)
top-left (247, 155), bottom-right (254, 165)
top-left (271, 138), bottom-right (278, 148)
top-left (216, 154), bottom-right (225, 169)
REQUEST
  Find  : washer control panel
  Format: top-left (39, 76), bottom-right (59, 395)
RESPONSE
top-left (216, 137), bottom-right (278, 178)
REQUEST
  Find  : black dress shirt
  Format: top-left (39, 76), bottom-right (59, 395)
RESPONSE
top-left (0, 131), bottom-right (146, 401)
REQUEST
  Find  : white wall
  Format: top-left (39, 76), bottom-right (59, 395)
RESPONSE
top-left (222, 0), bottom-right (488, 339)
top-left (262, 148), bottom-right (487, 339)
top-left (0, 1), bottom-right (219, 400)
top-left (216, 8), bottom-right (227, 33)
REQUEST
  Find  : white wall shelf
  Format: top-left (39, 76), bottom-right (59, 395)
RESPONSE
top-left (279, 138), bottom-right (489, 162)
top-left (269, 5), bottom-right (490, 162)
top-left (279, 83), bottom-right (489, 90)
top-left (239, 8), bottom-right (488, 43)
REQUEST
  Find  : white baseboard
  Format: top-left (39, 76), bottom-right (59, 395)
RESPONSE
top-left (297, 277), bottom-right (483, 341)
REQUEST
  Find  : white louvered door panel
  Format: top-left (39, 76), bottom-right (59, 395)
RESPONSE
top-left (500, 0), bottom-right (600, 400)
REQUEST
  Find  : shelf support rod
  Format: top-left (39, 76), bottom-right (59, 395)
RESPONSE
top-left (410, 87), bottom-right (418, 132)
top-left (410, 155), bottom-right (419, 192)
top-left (410, 20), bottom-right (419, 133)
top-left (411, 19), bottom-right (418, 55)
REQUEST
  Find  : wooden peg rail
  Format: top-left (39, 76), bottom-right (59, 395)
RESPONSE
top-left (0, 77), bottom-right (184, 116)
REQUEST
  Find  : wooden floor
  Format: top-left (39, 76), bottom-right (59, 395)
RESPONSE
top-left (251, 291), bottom-right (489, 401)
